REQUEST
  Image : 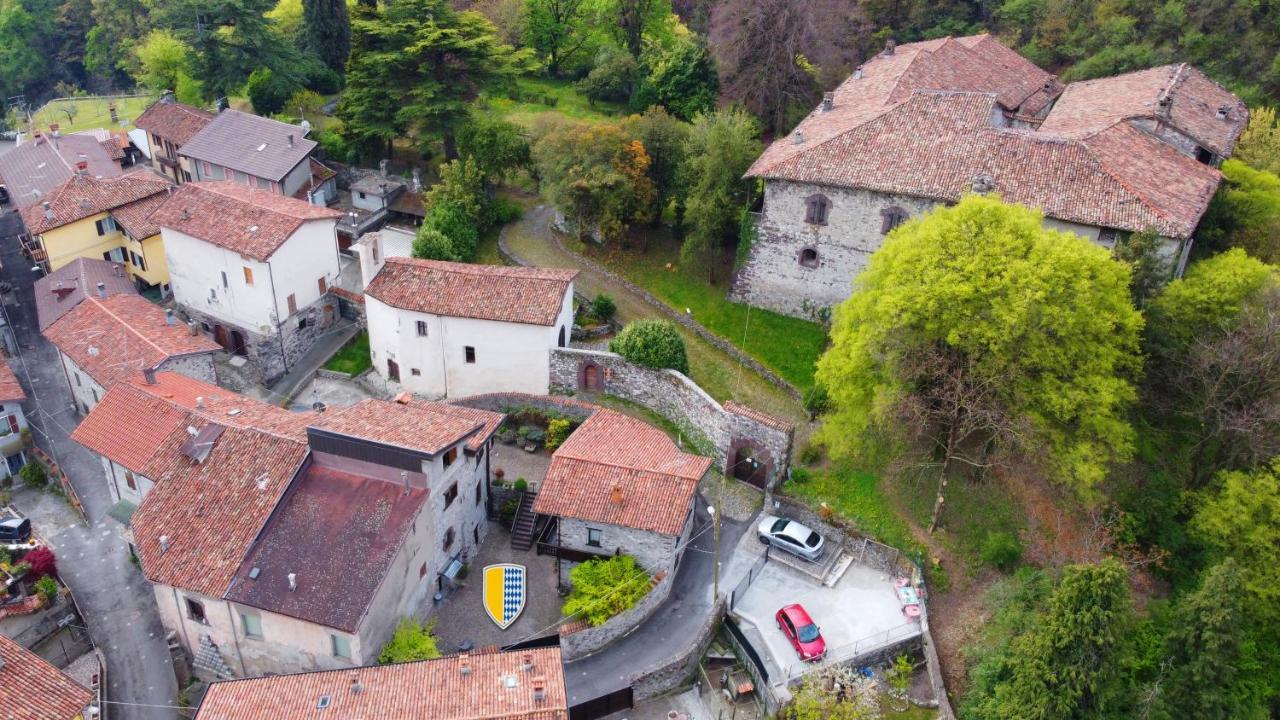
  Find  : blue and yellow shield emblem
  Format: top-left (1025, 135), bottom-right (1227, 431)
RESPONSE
top-left (482, 564), bottom-right (526, 629)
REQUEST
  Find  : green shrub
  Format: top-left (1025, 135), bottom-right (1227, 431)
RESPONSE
top-left (802, 385), bottom-right (830, 418)
top-left (545, 418), bottom-right (572, 450)
top-left (609, 320), bottom-right (689, 374)
top-left (491, 196), bottom-right (523, 225)
top-left (378, 619), bottom-right (440, 664)
top-left (981, 531), bottom-right (1023, 571)
top-left (563, 555), bottom-right (651, 626)
top-left (423, 201), bottom-right (479, 261)
top-left (313, 129), bottom-right (350, 162)
top-left (303, 63), bottom-right (343, 94)
top-left (245, 67), bottom-right (301, 116)
top-left (591, 294), bottom-right (617, 323)
top-left (412, 227), bottom-right (462, 262)
top-left (525, 427), bottom-right (546, 444)
top-left (499, 497), bottom-right (520, 525)
top-left (34, 576), bottom-right (58, 603)
top-left (789, 467), bottom-right (812, 484)
top-left (798, 442), bottom-right (823, 465)
top-left (513, 478), bottom-right (528, 492)
top-left (18, 461), bottom-right (46, 488)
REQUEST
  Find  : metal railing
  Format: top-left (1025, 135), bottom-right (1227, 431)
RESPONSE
top-left (781, 622), bottom-right (922, 683)
top-left (728, 546), bottom-right (769, 610)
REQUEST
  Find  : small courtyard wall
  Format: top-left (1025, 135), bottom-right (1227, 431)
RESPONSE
top-left (549, 348), bottom-right (794, 490)
top-left (559, 568), bottom-right (676, 661)
top-left (629, 597), bottom-right (726, 702)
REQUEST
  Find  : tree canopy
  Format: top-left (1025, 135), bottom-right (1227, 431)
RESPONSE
top-left (609, 319), bottom-right (689, 374)
top-left (377, 619), bottom-right (441, 664)
top-left (1200, 160), bottom-right (1280, 264)
top-left (816, 195), bottom-right (1143, 495)
top-left (679, 106), bottom-right (760, 276)
top-left (562, 554), bottom-right (651, 626)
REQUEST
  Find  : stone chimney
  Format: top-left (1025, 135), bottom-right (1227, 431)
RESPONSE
top-left (792, 131), bottom-right (805, 145)
top-left (379, 159), bottom-right (389, 178)
top-left (287, 133), bottom-right (294, 148)
top-left (143, 367), bottom-right (157, 385)
top-left (42, 202), bottom-right (53, 221)
top-left (532, 677), bottom-right (547, 703)
top-left (187, 320), bottom-right (199, 336)
top-left (350, 673), bottom-right (364, 695)
top-left (96, 282), bottom-right (106, 299)
top-left (159, 535), bottom-right (170, 554)
top-left (884, 38), bottom-right (896, 55)
top-left (853, 65), bottom-right (864, 80)
top-left (160, 90), bottom-right (176, 104)
top-left (165, 308), bottom-right (176, 326)
top-left (1217, 105), bottom-right (1230, 120)
top-left (521, 653), bottom-right (534, 672)
top-left (49, 123), bottom-right (60, 138)
top-left (459, 654), bottom-right (471, 676)
top-left (412, 167), bottom-right (422, 193)
top-left (821, 92), bottom-right (834, 112)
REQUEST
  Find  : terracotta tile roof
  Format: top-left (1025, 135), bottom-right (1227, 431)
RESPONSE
top-left (0, 133), bottom-right (121, 209)
top-left (112, 190), bottom-right (171, 239)
top-left (309, 398), bottom-right (485, 457)
top-left (420, 399), bottom-right (505, 451)
top-left (99, 136), bottom-right (125, 161)
top-left (135, 100), bottom-right (216, 146)
top-left (132, 422), bottom-right (309, 597)
top-left (43, 294), bottom-right (220, 390)
top-left (179, 110), bottom-right (317, 182)
top-left (534, 410), bottom-right (710, 535)
top-left (366, 258), bottom-right (577, 326)
top-left (33, 258), bottom-right (135, 331)
top-left (225, 463), bottom-right (428, 632)
top-left (151, 181), bottom-right (341, 261)
top-left (196, 647), bottom-right (568, 720)
top-left (724, 401), bottom-right (793, 433)
top-left (748, 36), bottom-right (1239, 238)
top-left (756, 90), bottom-right (1221, 238)
top-left (71, 372), bottom-right (316, 473)
top-left (0, 634), bottom-right (92, 720)
top-left (19, 169), bottom-right (172, 235)
top-left (1038, 64), bottom-right (1247, 157)
top-left (0, 357), bottom-right (25, 404)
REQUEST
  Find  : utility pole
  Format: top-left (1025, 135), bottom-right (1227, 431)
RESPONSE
top-left (707, 505), bottom-right (720, 600)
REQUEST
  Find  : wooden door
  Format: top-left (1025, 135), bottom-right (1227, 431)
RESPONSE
top-left (387, 358), bottom-right (400, 383)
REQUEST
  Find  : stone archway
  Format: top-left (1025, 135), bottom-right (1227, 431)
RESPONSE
top-left (728, 437), bottom-right (773, 489)
top-left (578, 361), bottom-right (603, 392)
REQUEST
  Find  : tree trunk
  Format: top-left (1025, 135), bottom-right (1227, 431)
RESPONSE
top-left (928, 417), bottom-right (961, 535)
top-left (443, 133), bottom-right (458, 161)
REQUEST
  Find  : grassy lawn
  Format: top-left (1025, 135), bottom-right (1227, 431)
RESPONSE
top-left (585, 237), bottom-right (828, 391)
top-left (893, 466), bottom-right (1024, 575)
top-left (484, 77), bottom-right (625, 128)
top-left (32, 94), bottom-right (157, 134)
top-left (786, 462), bottom-right (920, 555)
top-left (323, 331), bottom-right (372, 376)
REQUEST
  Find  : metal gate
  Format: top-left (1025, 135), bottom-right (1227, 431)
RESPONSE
top-left (569, 686), bottom-right (633, 720)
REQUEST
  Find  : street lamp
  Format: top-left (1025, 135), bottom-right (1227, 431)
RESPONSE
top-left (707, 505), bottom-right (720, 601)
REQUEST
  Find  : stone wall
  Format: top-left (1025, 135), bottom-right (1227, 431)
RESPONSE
top-left (549, 348), bottom-right (794, 490)
top-left (450, 392), bottom-right (597, 424)
top-left (559, 516), bottom-right (680, 575)
top-left (559, 569), bottom-right (676, 661)
top-left (629, 598), bottom-right (726, 702)
top-left (158, 352), bottom-right (217, 385)
top-left (180, 293), bottom-right (344, 384)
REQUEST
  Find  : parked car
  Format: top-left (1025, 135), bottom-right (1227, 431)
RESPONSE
top-left (776, 603), bottom-right (826, 661)
top-left (757, 515), bottom-right (825, 561)
top-left (0, 517), bottom-right (30, 543)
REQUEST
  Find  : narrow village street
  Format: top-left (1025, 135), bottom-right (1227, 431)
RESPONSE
top-left (0, 211), bottom-right (180, 719)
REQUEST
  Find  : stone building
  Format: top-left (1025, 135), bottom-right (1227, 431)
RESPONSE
top-left (133, 94), bottom-right (215, 185)
top-left (364, 257), bottom-right (577, 398)
top-left (128, 392), bottom-right (503, 679)
top-left (152, 181), bottom-right (344, 383)
top-left (534, 409), bottom-right (712, 574)
top-left (194, 647), bottom-right (568, 720)
top-left (42, 291), bottom-right (219, 416)
top-left (733, 34), bottom-right (1248, 320)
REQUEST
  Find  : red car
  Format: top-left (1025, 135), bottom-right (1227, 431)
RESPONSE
top-left (776, 604), bottom-right (826, 661)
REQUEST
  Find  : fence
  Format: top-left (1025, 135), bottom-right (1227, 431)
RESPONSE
top-left (698, 661), bottom-right (765, 720)
top-left (723, 617), bottom-right (769, 685)
top-left (728, 547), bottom-right (769, 611)
top-left (569, 686), bottom-right (633, 720)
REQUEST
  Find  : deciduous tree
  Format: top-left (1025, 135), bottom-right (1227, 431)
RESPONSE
top-left (708, 0), bottom-right (820, 132)
top-left (132, 30), bottom-right (193, 92)
top-left (377, 619), bottom-right (441, 663)
top-left (523, 0), bottom-right (589, 75)
top-left (456, 111), bottom-right (530, 184)
top-left (1200, 159), bottom-right (1280, 263)
top-left (609, 319), bottom-right (688, 373)
top-left (1234, 106), bottom-right (1280, 175)
top-left (678, 106), bottom-right (760, 279)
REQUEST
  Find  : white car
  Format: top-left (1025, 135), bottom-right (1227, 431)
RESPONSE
top-left (757, 515), bottom-right (825, 561)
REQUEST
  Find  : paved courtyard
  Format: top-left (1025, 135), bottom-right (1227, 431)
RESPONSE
top-left (488, 441), bottom-right (552, 492)
top-left (431, 521), bottom-right (564, 652)
top-left (726, 530), bottom-right (920, 688)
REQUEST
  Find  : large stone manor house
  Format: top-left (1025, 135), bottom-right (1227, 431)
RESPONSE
top-left (731, 34), bottom-right (1248, 320)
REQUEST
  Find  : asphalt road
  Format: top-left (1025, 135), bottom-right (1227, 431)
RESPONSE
top-left (563, 499), bottom-right (748, 704)
top-left (0, 211), bottom-right (181, 719)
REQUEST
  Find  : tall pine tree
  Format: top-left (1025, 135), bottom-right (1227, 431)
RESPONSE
top-left (302, 0), bottom-right (350, 73)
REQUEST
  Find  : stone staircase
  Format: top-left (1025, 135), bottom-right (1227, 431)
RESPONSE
top-left (510, 491), bottom-right (538, 551)
top-left (769, 543), bottom-right (855, 587)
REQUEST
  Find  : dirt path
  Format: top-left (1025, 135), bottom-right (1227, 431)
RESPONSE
top-left (500, 205), bottom-right (809, 429)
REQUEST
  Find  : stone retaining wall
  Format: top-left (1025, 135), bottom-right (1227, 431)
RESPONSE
top-left (629, 598), bottom-right (726, 702)
top-left (559, 569), bottom-right (676, 661)
top-left (549, 348), bottom-right (794, 489)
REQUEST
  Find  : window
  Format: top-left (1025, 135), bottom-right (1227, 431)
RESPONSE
top-left (103, 247), bottom-right (125, 263)
top-left (317, 277), bottom-right (327, 294)
top-left (243, 267), bottom-right (254, 286)
top-left (256, 176), bottom-right (271, 190)
top-left (287, 294), bottom-right (298, 315)
top-left (201, 161), bottom-right (212, 177)
top-left (125, 471), bottom-right (137, 491)
top-left (95, 216), bottom-right (119, 236)
top-left (443, 527), bottom-right (455, 552)
top-left (419, 562), bottom-right (427, 579)
top-left (234, 170), bottom-right (248, 184)
top-left (410, 368), bottom-right (421, 376)
top-left (153, 133), bottom-right (162, 146)
top-left (475, 479), bottom-right (482, 506)
top-left (130, 251), bottom-right (147, 272)
top-left (416, 320), bottom-right (428, 337)
top-left (74, 373), bottom-right (81, 387)
top-left (209, 288), bottom-right (218, 301)
top-left (185, 597), bottom-right (207, 624)
top-left (3, 415), bottom-right (17, 435)
top-left (330, 634), bottom-right (351, 659)
top-left (443, 448), bottom-right (458, 469)
top-left (358, 192), bottom-right (366, 200)
top-left (799, 247), bottom-right (819, 268)
top-left (1196, 146), bottom-right (1214, 164)
top-left (464, 346), bottom-right (476, 364)
top-left (587, 528), bottom-right (602, 547)
top-left (880, 206), bottom-right (909, 235)
top-left (443, 483), bottom-right (458, 508)
top-left (240, 611), bottom-right (263, 638)
top-left (221, 271), bottom-right (228, 289)
top-left (804, 194), bottom-right (830, 225)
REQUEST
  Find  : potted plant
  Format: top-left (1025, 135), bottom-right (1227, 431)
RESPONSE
top-left (493, 468), bottom-right (505, 486)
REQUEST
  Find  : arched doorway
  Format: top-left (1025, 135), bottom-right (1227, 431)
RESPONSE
top-left (558, 326), bottom-right (566, 348)
top-left (580, 362), bottom-right (602, 392)
top-left (729, 440), bottom-right (771, 489)
top-left (213, 324), bottom-right (230, 351)
top-left (229, 330), bottom-right (248, 356)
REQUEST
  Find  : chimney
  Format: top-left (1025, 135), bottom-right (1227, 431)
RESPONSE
top-left (109, 104), bottom-right (119, 124)
top-left (400, 470), bottom-right (409, 495)
top-left (159, 535), bottom-right (170, 554)
top-left (379, 159), bottom-right (389, 178)
top-left (853, 65), bottom-right (864, 80)
top-left (165, 308), bottom-right (176, 326)
top-left (76, 160), bottom-right (89, 173)
top-left (180, 208), bottom-right (191, 221)
top-left (884, 38), bottom-right (896, 55)
top-left (532, 677), bottom-right (547, 703)
top-left (792, 131), bottom-right (805, 145)
top-left (287, 572), bottom-right (297, 591)
top-left (609, 485), bottom-right (623, 506)
top-left (394, 391), bottom-right (411, 405)
top-left (459, 654), bottom-right (471, 676)
top-left (195, 395), bottom-right (205, 409)
top-left (287, 133), bottom-right (294, 148)
top-left (186, 320), bottom-right (199, 336)
top-left (821, 92), bottom-right (834, 112)
top-left (161, 90), bottom-right (176, 104)
top-left (143, 367), bottom-right (157, 385)
top-left (350, 673), bottom-right (364, 695)
top-left (96, 282), bottom-right (106, 299)
top-left (42, 201), bottom-right (53, 221)
top-left (113, 263), bottom-right (123, 277)
top-left (1158, 92), bottom-right (1174, 117)
top-left (521, 653), bottom-right (534, 672)
top-left (1217, 105), bottom-right (1230, 120)
top-left (50, 123), bottom-right (60, 138)
top-left (412, 167), bottom-right (422, 193)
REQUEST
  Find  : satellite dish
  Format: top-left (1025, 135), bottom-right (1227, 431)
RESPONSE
top-left (299, 119), bottom-right (312, 136)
